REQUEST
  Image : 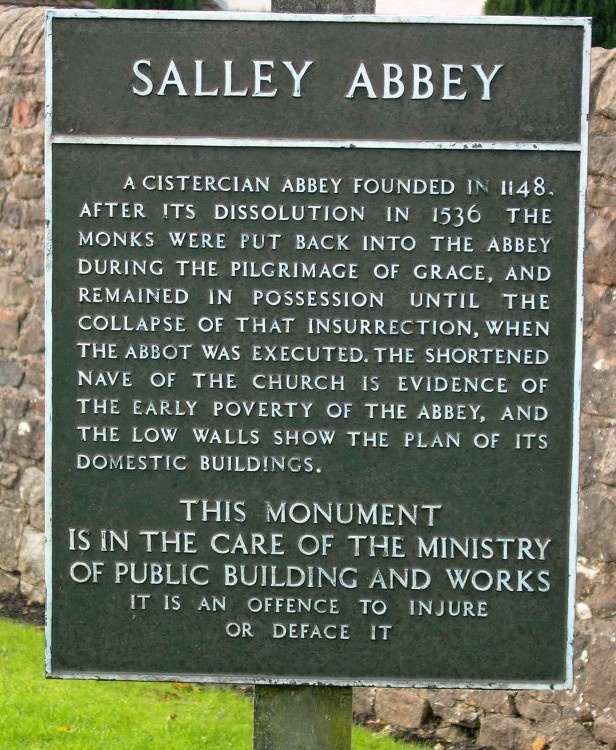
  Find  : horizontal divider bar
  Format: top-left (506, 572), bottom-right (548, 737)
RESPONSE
top-left (50, 135), bottom-right (582, 151)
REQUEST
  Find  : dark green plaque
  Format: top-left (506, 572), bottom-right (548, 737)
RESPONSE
top-left (46, 11), bottom-right (590, 688)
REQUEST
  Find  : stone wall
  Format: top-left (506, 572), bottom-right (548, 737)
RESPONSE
top-left (0, 8), bottom-right (613, 749)
top-left (0, 7), bottom-right (45, 602)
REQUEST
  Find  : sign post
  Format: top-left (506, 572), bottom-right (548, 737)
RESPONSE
top-left (46, 9), bottom-right (590, 741)
top-left (254, 685), bottom-right (352, 749)
top-left (257, 5), bottom-right (369, 748)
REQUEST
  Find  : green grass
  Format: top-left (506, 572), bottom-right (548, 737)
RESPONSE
top-left (0, 619), bottom-right (424, 749)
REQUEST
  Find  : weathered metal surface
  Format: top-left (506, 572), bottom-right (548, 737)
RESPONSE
top-left (46, 12), bottom-right (589, 688)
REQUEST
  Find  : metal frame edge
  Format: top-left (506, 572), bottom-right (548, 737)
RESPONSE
top-left (564, 15), bottom-right (592, 691)
top-left (46, 668), bottom-right (571, 690)
top-left (43, 9), bottom-right (54, 678)
top-left (43, 11), bottom-right (592, 690)
top-left (43, 9), bottom-right (591, 25)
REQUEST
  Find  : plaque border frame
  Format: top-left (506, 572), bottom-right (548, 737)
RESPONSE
top-left (44, 10), bottom-right (591, 689)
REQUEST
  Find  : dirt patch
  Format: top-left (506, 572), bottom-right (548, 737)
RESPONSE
top-left (0, 592), bottom-right (44, 627)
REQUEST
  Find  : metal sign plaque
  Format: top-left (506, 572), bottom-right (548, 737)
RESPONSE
top-left (45, 11), bottom-right (590, 688)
